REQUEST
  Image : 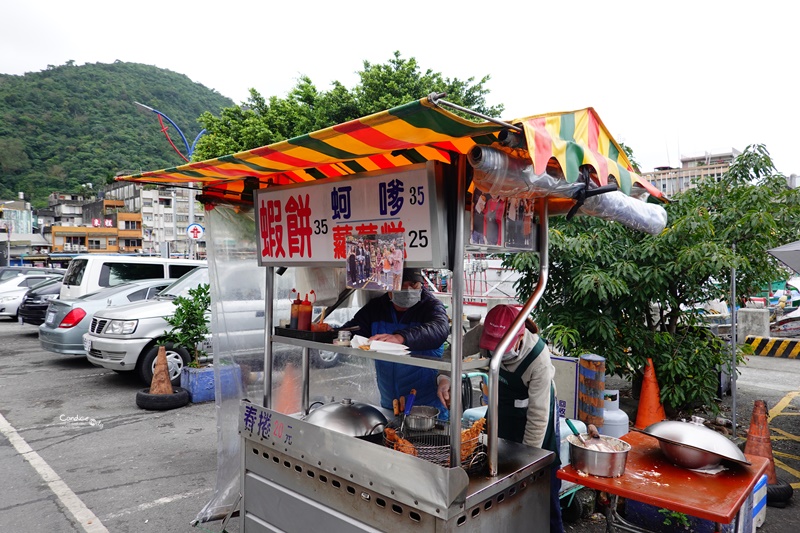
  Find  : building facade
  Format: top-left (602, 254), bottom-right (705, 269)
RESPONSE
top-left (105, 181), bottom-right (205, 258)
top-left (642, 149), bottom-right (741, 197)
top-left (49, 197), bottom-right (143, 254)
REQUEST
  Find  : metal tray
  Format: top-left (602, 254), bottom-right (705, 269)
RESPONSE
top-left (274, 326), bottom-right (337, 343)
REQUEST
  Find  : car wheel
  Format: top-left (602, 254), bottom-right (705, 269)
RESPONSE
top-left (137, 343), bottom-right (191, 386)
top-left (311, 349), bottom-right (340, 369)
top-left (135, 387), bottom-right (190, 410)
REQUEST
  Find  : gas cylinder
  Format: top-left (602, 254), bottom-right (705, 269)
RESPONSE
top-left (289, 290), bottom-right (301, 329)
top-left (297, 293), bottom-right (313, 331)
top-left (599, 389), bottom-right (630, 438)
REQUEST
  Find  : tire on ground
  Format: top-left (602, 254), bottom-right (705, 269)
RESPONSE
top-left (135, 387), bottom-right (190, 410)
top-left (767, 478), bottom-right (794, 507)
top-left (136, 342), bottom-right (191, 386)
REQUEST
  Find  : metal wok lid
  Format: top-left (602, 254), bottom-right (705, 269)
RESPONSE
top-left (304, 398), bottom-right (387, 437)
top-left (640, 417), bottom-right (750, 467)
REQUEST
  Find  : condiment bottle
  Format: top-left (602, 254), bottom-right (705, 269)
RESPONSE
top-left (297, 293), bottom-right (312, 331)
top-left (289, 289), bottom-right (301, 329)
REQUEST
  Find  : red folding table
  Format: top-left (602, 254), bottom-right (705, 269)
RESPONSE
top-left (557, 431), bottom-right (769, 532)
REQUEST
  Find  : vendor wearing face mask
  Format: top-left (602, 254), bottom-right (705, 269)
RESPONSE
top-left (479, 304), bottom-right (563, 533)
top-left (341, 268), bottom-right (450, 416)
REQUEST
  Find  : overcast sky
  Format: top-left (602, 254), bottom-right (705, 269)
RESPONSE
top-left (2, 1), bottom-right (798, 175)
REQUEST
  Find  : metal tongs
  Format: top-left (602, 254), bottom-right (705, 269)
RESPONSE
top-left (399, 389), bottom-right (416, 433)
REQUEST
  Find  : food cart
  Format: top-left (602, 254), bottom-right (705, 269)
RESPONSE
top-left (119, 94), bottom-right (667, 531)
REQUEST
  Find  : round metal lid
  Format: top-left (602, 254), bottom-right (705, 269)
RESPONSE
top-left (641, 417), bottom-right (750, 466)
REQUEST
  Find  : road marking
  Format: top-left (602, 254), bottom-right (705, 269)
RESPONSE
top-left (103, 488), bottom-right (209, 519)
top-left (769, 390), bottom-right (799, 419)
top-left (0, 413), bottom-right (108, 533)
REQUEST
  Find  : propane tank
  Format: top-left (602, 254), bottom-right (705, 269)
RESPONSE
top-left (289, 289), bottom-right (301, 329)
top-left (297, 293), bottom-right (313, 331)
top-left (599, 389), bottom-right (630, 439)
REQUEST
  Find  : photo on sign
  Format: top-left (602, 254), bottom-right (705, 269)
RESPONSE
top-left (503, 198), bottom-right (535, 250)
top-left (346, 234), bottom-right (404, 291)
top-left (470, 190), bottom-right (504, 247)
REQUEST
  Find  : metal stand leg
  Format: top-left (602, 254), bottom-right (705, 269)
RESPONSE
top-left (604, 495), bottom-right (653, 533)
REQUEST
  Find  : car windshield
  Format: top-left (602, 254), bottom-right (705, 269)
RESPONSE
top-left (29, 278), bottom-right (61, 292)
top-left (159, 267), bottom-right (208, 299)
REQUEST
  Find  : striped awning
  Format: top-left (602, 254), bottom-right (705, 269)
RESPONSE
top-left (118, 97), bottom-right (663, 202)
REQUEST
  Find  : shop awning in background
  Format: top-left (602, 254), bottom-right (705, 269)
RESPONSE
top-left (769, 240), bottom-right (800, 273)
top-left (117, 97), bottom-right (663, 203)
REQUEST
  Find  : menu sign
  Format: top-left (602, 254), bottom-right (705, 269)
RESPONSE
top-left (255, 164), bottom-right (446, 268)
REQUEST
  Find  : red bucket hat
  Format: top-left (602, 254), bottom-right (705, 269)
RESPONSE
top-left (480, 304), bottom-right (524, 351)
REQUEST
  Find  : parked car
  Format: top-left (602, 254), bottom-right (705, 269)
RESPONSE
top-left (0, 273), bottom-right (63, 320)
top-left (38, 278), bottom-right (175, 356)
top-left (0, 266), bottom-right (65, 283)
top-left (84, 265), bottom-right (347, 386)
top-left (60, 254), bottom-right (204, 299)
top-left (18, 278), bottom-right (63, 326)
top-left (84, 267), bottom-right (214, 385)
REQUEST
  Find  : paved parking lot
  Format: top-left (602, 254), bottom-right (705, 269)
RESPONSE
top-left (2, 318), bottom-right (798, 532)
top-left (0, 318), bottom-right (232, 532)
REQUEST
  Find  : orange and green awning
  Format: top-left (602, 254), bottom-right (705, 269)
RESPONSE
top-left (118, 97), bottom-right (663, 203)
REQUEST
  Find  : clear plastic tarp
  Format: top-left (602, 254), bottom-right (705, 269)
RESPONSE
top-left (195, 203), bottom-right (381, 523)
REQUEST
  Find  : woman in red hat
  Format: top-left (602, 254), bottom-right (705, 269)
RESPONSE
top-left (479, 304), bottom-right (563, 533)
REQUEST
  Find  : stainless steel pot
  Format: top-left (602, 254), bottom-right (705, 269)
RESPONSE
top-left (304, 398), bottom-right (388, 437)
top-left (641, 417), bottom-right (750, 469)
top-left (567, 434), bottom-right (631, 477)
top-left (405, 406), bottom-right (440, 431)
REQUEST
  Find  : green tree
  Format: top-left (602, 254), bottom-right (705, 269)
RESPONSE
top-left (506, 144), bottom-right (800, 412)
top-left (162, 283), bottom-right (211, 367)
top-left (192, 51), bottom-right (503, 160)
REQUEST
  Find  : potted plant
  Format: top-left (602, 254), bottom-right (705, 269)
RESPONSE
top-left (162, 283), bottom-right (240, 403)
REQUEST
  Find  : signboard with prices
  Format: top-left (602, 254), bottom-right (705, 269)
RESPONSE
top-left (254, 162), bottom-right (448, 268)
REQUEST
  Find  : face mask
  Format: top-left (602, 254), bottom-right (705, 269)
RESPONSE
top-left (391, 289), bottom-right (422, 309)
top-left (501, 339), bottom-right (522, 361)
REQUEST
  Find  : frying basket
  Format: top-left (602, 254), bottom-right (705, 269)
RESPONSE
top-left (383, 419), bottom-right (487, 474)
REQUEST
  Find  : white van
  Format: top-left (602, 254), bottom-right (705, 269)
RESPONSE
top-left (60, 255), bottom-right (205, 299)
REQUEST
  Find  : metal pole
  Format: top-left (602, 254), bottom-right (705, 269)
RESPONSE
top-left (263, 267), bottom-right (275, 408)
top-left (427, 92), bottom-right (523, 133)
top-left (488, 199), bottom-right (549, 476)
top-left (188, 184), bottom-right (195, 259)
top-left (730, 244), bottom-right (737, 437)
top-left (448, 156), bottom-right (467, 467)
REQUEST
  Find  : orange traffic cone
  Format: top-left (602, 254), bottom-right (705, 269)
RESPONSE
top-left (745, 400), bottom-right (794, 507)
top-left (149, 345), bottom-right (173, 395)
top-left (744, 400), bottom-right (777, 484)
top-left (274, 362), bottom-right (301, 414)
top-left (634, 358), bottom-right (666, 429)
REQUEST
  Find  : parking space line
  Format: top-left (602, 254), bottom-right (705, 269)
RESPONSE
top-left (769, 391), bottom-right (799, 419)
top-left (103, 488), bottom-right (209, 520)
top-left (0, 413), bottom-right (108, 533)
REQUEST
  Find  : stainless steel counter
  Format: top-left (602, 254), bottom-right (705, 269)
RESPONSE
top-left (239, 401), bottom-right (553, 532)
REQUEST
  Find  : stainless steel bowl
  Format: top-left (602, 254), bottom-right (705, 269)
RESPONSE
top-left (304, 398), bottom-right (388, 437)
top-left (641, 417), bottom-right (750, 469)
top-left (567, 434), bottom-right (631, 477)
top-left (405, 405), bottom-right (440, 431)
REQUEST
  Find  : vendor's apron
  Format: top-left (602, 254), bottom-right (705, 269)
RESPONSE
top-left (497, 338), bottom-right (560, 465)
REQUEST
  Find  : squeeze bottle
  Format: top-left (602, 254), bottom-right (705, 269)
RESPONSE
top-left (297, 293), bottom-right (313, 331)
top-left (289, 290), bottom-right (301, 329)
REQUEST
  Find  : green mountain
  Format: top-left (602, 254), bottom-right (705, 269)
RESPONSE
top-left (0, 61), bottom-right (234, 208)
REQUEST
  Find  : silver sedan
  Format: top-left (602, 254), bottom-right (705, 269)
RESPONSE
top-left (39, 278), bottom-right (174, 355)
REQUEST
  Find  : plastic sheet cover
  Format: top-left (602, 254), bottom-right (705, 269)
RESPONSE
top-left (195, 204), bottom-right (381, 523)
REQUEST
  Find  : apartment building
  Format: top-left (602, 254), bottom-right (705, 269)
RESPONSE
top-left (642, 149), bottom-right (741, 197)
top-left (49, 197), bottom-right (144, 253)
top-left (105, 181), bottom-right (205, 258)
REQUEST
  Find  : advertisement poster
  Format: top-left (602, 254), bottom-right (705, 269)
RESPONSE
top-left (345, 234), bottom-right (404, 290)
